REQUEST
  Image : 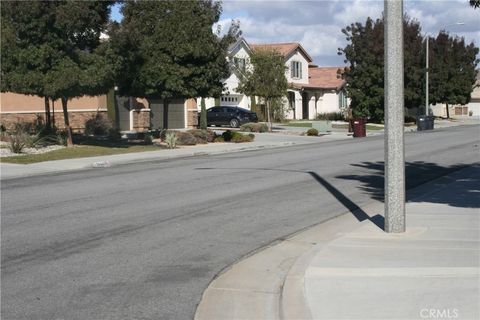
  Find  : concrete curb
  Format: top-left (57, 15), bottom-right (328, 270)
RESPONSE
top-left (0, 140), bottom-right (322, 181)
top-left (194, 200), bottom-right (385, 320)
top-left (194, 165), bottom-right (479, 320)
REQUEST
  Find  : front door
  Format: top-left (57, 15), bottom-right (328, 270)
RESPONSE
top-left (302, 92), bottom-right (309, 119)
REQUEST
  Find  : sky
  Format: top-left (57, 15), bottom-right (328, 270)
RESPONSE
top-left (110, 0), bottom-right (480, 67)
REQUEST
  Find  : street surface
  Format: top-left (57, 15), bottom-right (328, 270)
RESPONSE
top-left (1, 125), bottom-right (479, 320)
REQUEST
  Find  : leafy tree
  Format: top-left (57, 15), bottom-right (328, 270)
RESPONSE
top-left (199, 98), bottom-right (207, 129)
top-left (111, 0), bottom-right (239, 129)
top-left (338, 16), bottom-right (425, 123)
top-left (1, 1), bottom-right (115, 146)
top-left (1, 1), bottom-right (58, 132)
top-left (429, 32), bottom-right (479, 118)
top-left (470, 0), bottom-right (480, 9)
top-left (237, 49), bottom-right (288, 130)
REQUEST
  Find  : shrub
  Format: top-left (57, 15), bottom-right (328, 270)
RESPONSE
top-left (56, 131), bottom-right (68, 146)
top-left (240, 122), bottom-right (268, 133)
top-left (14, 122), bottom-right (35, 134)
top-left (221, 130), bottom-right (235, 142)
top-left (231, 133), bottom-right (255, 143)
top-left (23, 133), bottom-right (48, 148)
top-left (143, 133), bottom-right (153, 145)
top-left (188, 129), bottom-right (215, 144)
top-left (306, 128), bottom-right (319, 136)
top-left (108, 128), bottom-right (122, 141)
top-left (176, 131), bottom-right (197, 145)
top-left (165, 131), bottom-right (178, 149)
top-left (315, 112), bottom-right (345, 121)
top-left (151, 129), bottom-right (161, 139)
top-left (214, 136), bottom-right (225, 142)
top-left (222, 130), bottom-right (254, 143)
top-left (84, 113), bottom-right (112, 136)
top-left (8, 133), bottom-right (28, 153)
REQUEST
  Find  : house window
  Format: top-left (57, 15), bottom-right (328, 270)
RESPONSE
top-left (291, 61), bottom-right (302, 79)
top-left (234, 57), bottom-right (246, 72)
top-left (339, 90), bottom-right (348, 108)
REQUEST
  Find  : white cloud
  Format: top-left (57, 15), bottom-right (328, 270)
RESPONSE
top-left (219, 0), bottom-right (480, 66)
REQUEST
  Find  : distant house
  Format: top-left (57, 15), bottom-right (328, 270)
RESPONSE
top-left (203, 38), bottom-right (252, 110)
top-left (202, 38), bottom-right (348, 120)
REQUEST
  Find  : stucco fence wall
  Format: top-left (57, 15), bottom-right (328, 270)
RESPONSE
top-left (0, 111), bottom-right (108, 132)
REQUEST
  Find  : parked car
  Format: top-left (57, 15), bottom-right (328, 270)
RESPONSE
top-left (206, 106), bottom-right (258, 128)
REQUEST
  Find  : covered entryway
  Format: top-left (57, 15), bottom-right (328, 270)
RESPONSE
top-left (288, 91), bottom-right (296, 119)
top-left (114, 96), bottom-right (133, 131)
top-left (302, 92), bottom-right (309, 119)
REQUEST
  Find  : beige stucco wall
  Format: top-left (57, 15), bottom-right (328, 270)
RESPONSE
top-left (0, 92), bottom-right (107, 113)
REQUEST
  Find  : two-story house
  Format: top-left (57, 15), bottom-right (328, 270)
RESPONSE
top-left (203, 38), bottom-right (348, 120)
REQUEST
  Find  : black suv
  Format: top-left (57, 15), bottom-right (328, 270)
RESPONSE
top-left (206, 106), bottom-right (258, 128)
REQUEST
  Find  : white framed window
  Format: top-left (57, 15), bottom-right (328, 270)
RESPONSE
top-left (234, 57), bottom-right (246, 72)
top-left (291, 61), bottom-right (302, 79)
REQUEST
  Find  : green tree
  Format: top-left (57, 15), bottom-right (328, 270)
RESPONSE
top-left (1, 1), bottom-right (58, 132)
top-left (237, 49), bottom-right (288, 130)
top-left (338, 16), bottom-right (425, 123)
top-left (111, 0), bottom-right (239, 129)
top-left (1, 1), bottom-right (115, 146)
top-left (429, 32), bottom-right (479, 118)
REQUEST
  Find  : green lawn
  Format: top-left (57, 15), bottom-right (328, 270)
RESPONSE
top-left (1, 142), bottom-right (162, 164)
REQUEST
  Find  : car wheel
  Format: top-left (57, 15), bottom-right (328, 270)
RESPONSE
top-left (230, 118), bottom-right (240, 128)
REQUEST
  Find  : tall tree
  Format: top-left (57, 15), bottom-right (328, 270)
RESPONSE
top-left (429, 32), bottom-right (479, 118)
top-left (1, 1), bottom-right (58, 132)
top-left (338, 16), bottom-right (426, 123)
top-left (237, 48), bottom-right (288, 131)
top-left (470, 0), bottom-right (480, 9)
top-left (110, 0), bottom-right (239, 129)
top-left (1, 1), bottom-right (115, 146)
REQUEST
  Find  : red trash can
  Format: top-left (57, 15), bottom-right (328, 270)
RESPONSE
top-left (352, 118), bottom-right (366, 137)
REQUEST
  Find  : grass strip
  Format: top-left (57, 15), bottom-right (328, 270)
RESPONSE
top-left (1, 144), bottom-right (161, 164)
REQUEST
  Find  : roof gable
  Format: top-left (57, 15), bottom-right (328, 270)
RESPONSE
top-left (228, 37), bottom-right (252, 57)
top-left (249, 42), bottom-right (313, 63)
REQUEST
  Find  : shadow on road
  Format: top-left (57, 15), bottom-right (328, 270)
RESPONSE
top-left (307, 171), bottom-right (385, 230)
top-left (195, 166), bottom-right (385, 230)
top-left (336, 161), bottom-right (479, 208)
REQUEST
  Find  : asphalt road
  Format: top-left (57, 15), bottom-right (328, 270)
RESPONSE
top-left (2, 125), bottom-right (479, 320)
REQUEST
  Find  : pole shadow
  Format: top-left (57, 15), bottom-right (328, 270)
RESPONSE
top-left (195, 166), bottom-right (385, 230)
top-left (307, 171), bottom-right (385, 230)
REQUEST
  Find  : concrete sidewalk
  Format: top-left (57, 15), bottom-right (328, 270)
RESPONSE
top-left (195, 165), bottom-right (479, 320)
top-left (0, 132), bottom-right (351, 180)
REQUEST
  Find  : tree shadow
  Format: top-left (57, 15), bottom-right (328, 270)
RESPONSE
top-left (336, 161), bottom-right (479, 208)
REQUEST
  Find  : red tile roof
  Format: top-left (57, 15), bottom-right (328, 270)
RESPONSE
top-left (249, 42), bottom-right (313, 62)
top-left (306, 67), bottom-right (345, 90)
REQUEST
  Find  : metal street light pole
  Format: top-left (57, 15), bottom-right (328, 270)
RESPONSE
top-left (426, 35), bottom-right (429, 115)
top-left (384, 0), bottom-right (405, 233)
